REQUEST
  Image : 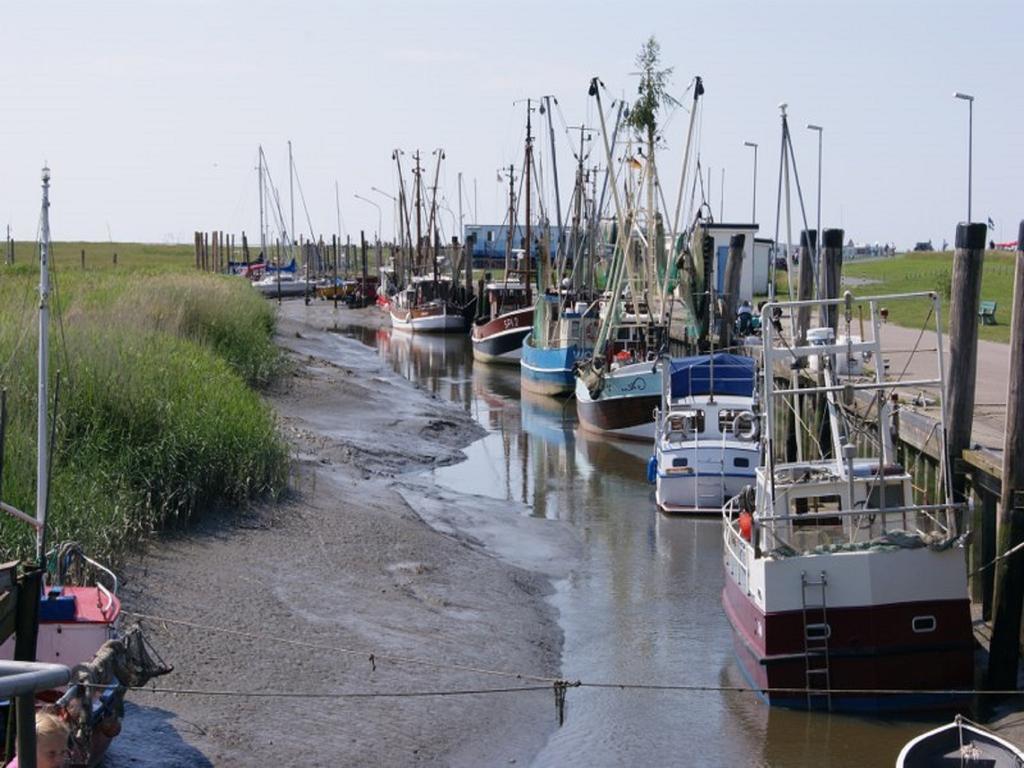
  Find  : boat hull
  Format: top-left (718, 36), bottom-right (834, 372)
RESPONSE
top-left (521, 339), bottom-right (589, 396)
top-left (574, 363), bottom-right (661, 441)
top-left (391, 305), bottom-right (467, 334)
top-left (471, 307), bottom-right (533, 364)
top-left (722, 567), bottom-right (974, 713)
top-left (655, 465), bottom-right (755, 514)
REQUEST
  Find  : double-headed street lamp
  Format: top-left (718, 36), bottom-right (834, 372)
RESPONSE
top-left (954, 92), bottom-right (974, 222)
top-left (353, 193), bottom-right (382, 243)
top-left (743, 141), bottom-right (758, 223)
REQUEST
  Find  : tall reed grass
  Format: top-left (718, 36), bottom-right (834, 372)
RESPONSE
top-left (0, 263), bottom-right (289, 562)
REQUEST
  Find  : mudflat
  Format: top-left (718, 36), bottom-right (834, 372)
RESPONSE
top-left (108, 304), bottom-right (565, 767)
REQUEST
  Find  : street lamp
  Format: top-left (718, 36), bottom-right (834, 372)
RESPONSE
top-left (743, 141), bottom-right (758, 223)
top-left (954, 92), bottom-right (974, 222)
top-left (354, 194), bottom-right (382, 243)
top-left (806, 124), bottom-right (823, 266)
top-left (370, 186), bottom-right (398, 243)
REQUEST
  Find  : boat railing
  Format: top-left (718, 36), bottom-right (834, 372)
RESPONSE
top-left (0, 660), bottom-right (71, 768)
top-left (722, 497), bottom-right (750, 588)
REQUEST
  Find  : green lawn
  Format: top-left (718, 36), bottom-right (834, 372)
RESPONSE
top-left (769, 251), bottom-right (1016, 344)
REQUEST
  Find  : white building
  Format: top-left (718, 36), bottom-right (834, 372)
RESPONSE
top-left (697, 222), bottom-right (772, 301)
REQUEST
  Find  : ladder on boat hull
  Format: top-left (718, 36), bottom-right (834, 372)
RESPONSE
top-left (801, 570), bottom-right (832, 711)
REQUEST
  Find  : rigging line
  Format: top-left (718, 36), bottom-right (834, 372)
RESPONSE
top-left (291, 154), bottom-right (319, 243)
top-left (45, 229), bottom-right (73, 390)
top-left (117, 684), bottom-right (553, 699)
top-left (104, 680), bottom-right (1024, 699)
top-left (123, 610), bottom-right (559, 684)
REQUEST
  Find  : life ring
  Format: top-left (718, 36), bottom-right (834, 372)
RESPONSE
top-left (614, 350), bottom-right (632, 363)
top-left (732, 411), bottom-right (759, 441)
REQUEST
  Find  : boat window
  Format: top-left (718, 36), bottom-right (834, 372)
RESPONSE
top-left (911, 615), bottom-right (936, 634)
top-left (792, 494), bottom-right (843, 516)
top-left (734, 457), bottom-right (750, 468)
top-left (719, 409), bottom-right (743, 433)
top-left (672, 458), bottom-right (688, 468)
top-left (867, 483), bottom-right (905, 510)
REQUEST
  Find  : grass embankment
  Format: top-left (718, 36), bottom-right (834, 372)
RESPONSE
top-left (772, 251), bottom-right (1016, 344)
top-left (0, 245), bottom-right (289, 563)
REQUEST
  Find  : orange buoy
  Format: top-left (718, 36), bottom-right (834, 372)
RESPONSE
top-left (738, 511), bottom-right (753, 542)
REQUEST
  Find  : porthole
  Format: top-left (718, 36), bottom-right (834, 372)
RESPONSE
top-left (912, 615), bottom-right (936, 633)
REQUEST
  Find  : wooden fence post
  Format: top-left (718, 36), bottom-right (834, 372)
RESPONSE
top-left (818, 228), bottom-right (844, 330)
top-left (360, 231), bottom-right (368, 307)
top-left (946, 222), bottom-right (986, 516)
top-left (80, 248), bottom-right (85, 270)
top-left (795, 229), bottom-right (816, 343)
top-left (988, 221), bottom-right (1024, 689)
top-left (720, 233), bottom-right (745, 348)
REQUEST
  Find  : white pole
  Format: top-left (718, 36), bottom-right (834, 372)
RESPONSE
top-left (37, 166), bottom-right (51, 564)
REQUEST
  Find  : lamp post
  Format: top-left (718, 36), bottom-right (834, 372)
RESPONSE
top-left (954, 92), bottom-right (974, 222)
top-left (354, 194), bottom-right (382, 243)
top-left (370, 186), bottom-right (398, 243)
top-left (743, 141), bottom-right (758, 223)
top-left (806, 124), bottom-right (823, 264)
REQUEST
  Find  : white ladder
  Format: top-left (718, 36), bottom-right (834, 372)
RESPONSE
top-left (800, 570), bottom-right (832, 711)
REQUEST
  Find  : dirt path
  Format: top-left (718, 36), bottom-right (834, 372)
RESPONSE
top-left (107, 304), bottom-right (567, 767)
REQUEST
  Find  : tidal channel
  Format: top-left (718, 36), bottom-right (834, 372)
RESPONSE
top-left (337, 323), bottom-right (938, 767)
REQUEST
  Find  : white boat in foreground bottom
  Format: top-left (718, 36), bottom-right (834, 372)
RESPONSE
top-left (896, 715), bottom-right (1024, 767)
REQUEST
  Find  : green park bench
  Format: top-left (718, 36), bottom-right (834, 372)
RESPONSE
top-left (979, 300), bottom-right (997, 325)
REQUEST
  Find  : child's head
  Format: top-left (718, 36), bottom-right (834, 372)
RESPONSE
top-left (34, 711), bottom-right (70, 768)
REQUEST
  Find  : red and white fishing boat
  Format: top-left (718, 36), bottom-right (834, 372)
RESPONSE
top-left (470, 273), bottom-right (532, 364)
top-left (722, 292), bottom-right (973, 713)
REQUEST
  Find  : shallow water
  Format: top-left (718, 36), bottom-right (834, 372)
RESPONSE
top-left (338, 323), bottom-right (942, 767)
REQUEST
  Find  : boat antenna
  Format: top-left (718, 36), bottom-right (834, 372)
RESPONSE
top-left (36, 165), bottom-right (51, 566)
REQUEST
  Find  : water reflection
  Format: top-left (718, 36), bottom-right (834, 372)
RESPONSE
top-left (334, 322), bottom-right (944, 767)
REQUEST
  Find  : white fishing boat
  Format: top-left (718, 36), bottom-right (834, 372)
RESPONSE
top-left (651, 353), bottom-right (758, 513)
top-left (390, 277), bottom-right (467, 334)
top-left (252, 271), bottom-right (313, 298)
top-left (896, 715), bottom-right (1024, 767)
top-left (722, 292), bottom-right (973, 713)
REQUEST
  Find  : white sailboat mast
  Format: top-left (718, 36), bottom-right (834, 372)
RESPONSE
top-left (36, 166), bottom-right (51, 564)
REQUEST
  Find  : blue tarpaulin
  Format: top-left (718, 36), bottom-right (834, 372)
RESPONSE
top-left (669, 353), bottom-right (755, 399)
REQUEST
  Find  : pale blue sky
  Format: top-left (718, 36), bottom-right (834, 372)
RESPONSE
top-left (0, 0), bottom-right (1020, 247)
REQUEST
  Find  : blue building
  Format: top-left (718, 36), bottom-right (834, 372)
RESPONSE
top-left (464, 224), bottom-right (565, 266)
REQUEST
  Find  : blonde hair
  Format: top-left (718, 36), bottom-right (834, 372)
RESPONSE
top-left (35, 711), bottom-right (69, 743)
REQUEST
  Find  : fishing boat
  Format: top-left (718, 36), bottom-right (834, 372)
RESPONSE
top-left (573, 72), bottom-right (706, 439)
top-left (390, 276), bottom-right (467, 333)
top-left (896, 715), bottom-right (1024, 767)
top-left (651, 353), bottom-right (758, 513)
top-left (521, 295), bottom-right (598, 395)
top-left (388, 150), bottom-right (473, 334)
top-left (470, 272), bottom-right (532, 363)
top-left (722, 292), bottom-right (973, 713)
top-left (0, 167), bottom-right (171, 766)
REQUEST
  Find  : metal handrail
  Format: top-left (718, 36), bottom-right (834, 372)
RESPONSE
top-left (0, 661), bottom-right (69, 698)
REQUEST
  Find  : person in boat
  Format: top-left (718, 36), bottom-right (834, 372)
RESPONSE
top-left (5, 711), bottom-right (70, 768)
top-left (736, 299), bottom-right (753, 336)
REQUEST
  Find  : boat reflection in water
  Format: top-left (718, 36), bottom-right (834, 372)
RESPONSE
top-left (334, 319), bottom-right (939, 767)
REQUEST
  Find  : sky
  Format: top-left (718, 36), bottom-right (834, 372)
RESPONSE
top-left (0, 0), bottom-right (1020, 249)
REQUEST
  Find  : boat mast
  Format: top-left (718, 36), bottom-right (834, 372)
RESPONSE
top-left (413, 150), bottom-right (423, 273)
top-left (36, 166), bottom-right (51, 564)
top-left (288, 140), bottom-right (295, 257)
top-left (542, 95), bottom-right (563, 257)
top-left (258, 147), bottom-right (267, 260)
top-left (524, 99), bottom-right (533, 303)
top-left (504, 165), bottom-right (515, 280)
top-left (426, 149), bottom-right (444, 285)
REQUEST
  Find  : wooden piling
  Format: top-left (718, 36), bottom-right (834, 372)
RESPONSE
top-left (988, 222), bottom-right (1024, 690)
top-left (720, 233), bottom-right (745, 348)
top-left (945, 222), bottom-right (986, 515)
top-left (466, 234), bottom-right (477, 295)
top-left (818, 228), bottom-right (844, 330)
top-left (194, 232), bottom-right (201, 270)
top-left (795, 229), bottom-right (816, 343)
top-left (242, 231), bottom-right (250, 265)
top-left (80, 248), bottom-right (85, 270)
top-left (360, 231), bottom-right (368, 307)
